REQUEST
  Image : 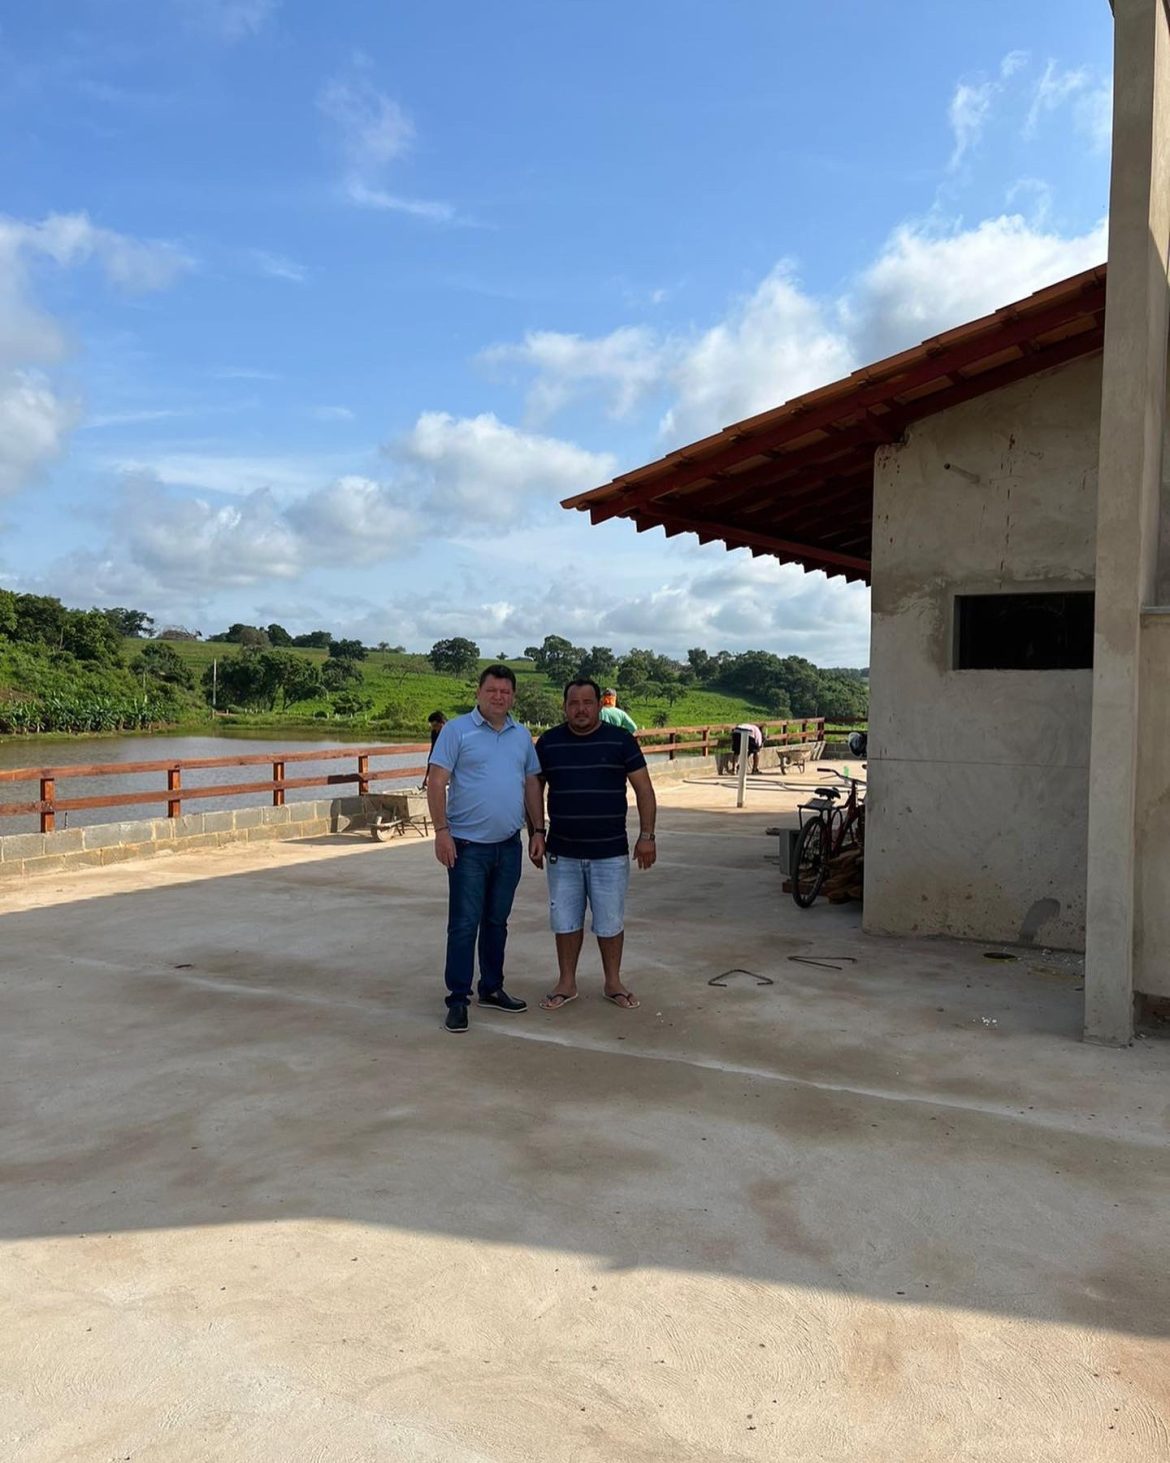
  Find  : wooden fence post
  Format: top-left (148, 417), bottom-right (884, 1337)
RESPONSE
top-left (40, 776), bottom-right (55, 833)
top-left (167, 766), bottom-right (182, 819)
top-left (357, 754), bottom-right (369, 797)
top-left (272, 760), bottom-right (285, 807)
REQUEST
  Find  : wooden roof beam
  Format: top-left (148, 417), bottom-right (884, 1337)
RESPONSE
top-left (564, 284), bottom-right (1105, 519)
top-left (629, 507), bottom-right (871, 576)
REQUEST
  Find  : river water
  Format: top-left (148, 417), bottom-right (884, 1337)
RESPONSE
top-left (0, 730), bottom-right (426, 835)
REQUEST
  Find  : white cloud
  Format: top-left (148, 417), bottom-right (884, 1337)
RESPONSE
top-left (104, 450), bottom-right (337, 496)
top-left (120, 478), bottom-right (302, 590)
top-left (948, 79), bottom-right (998, 169)
top-left (1023, 60), bottom-right (1112, 155)
top-left (0, 372), bottom-right (79, 498)
top-left (1076, 80), bottom-right (1113, 155)
top-left (481, 209), bottom-right (1106, 451)
top-left (661, 264), bottom-right (851, 442)
top-left (179, 0), bottom-right (279, 42)
top-left (392, 411), bottom-right (616, 526)
top-left (291, 549), bottom-right (872, 664)
top-left (285, 475), bottom-right (418, 564)
top-left (3, 212), bottom-right (192, 292)
top-left (842, 214), bottom-right (1107, 363)
top-left (343, 181), bottom-right (456, 222)
top-left (250, 249), bottom-right (307, 283)
top-left (481, 325), bottom-right (664, 422)
top-left (211, 366), bottom-right (282, 382)
top-left (312, 405), bottom-right (355, 422)
top-left (80, 408), bottom-right (184, 430)
top-left (317, 62), bottom-right (455, 223)
top-left (317, 67), bottom-right (414, 172)
top-left (0, 213), bottom-right (190, 499)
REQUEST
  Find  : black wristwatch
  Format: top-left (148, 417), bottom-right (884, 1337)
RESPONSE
top-left (637, 832), bottom-right (655, 841)
top-left (531, 827), bottom-right (546, 835)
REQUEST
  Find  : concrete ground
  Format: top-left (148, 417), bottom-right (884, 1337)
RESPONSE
top-left (1, 773), bottom-right (1168, 1462)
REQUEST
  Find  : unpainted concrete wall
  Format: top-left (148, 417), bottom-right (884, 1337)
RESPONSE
top-left (865, 356), bottom-right (1101, 950)
top-left (0, 798), bottom-right (350, 881)
top-left (1136, 612), bottom-right (1170, 996)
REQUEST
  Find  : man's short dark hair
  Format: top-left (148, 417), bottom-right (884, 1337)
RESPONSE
top-left (563, 677), bottom-right (601, 703)
top-left (478, 663), bottom-right (516, 689)
top-left (427, 710), bottom-right (446, 724)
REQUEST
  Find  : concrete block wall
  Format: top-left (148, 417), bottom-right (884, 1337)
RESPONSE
top-left (0, 797), bottom-right (356, 881)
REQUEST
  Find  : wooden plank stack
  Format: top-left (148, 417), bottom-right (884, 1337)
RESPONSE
top-left (781, 843), bottom-right (864, 903)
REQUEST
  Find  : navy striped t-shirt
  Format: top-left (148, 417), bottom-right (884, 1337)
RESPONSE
top-left (536, 721), bottom-right (647, 860)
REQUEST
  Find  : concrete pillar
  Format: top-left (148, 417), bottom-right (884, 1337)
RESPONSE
top-left (1084, 0), bottom-right (1170, 1044)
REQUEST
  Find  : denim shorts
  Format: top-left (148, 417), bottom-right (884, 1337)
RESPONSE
top-left (547, 854), bottom-right (630, 937)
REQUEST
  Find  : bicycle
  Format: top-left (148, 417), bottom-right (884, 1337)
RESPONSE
top-left (791, 766), bottom-right (866, 908)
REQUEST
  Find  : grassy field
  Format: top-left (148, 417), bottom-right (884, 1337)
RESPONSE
top-left (134, 642), bottom-right (788, 736)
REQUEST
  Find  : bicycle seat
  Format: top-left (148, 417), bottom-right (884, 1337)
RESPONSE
top-left (814, 786), bottom-right (842, 800)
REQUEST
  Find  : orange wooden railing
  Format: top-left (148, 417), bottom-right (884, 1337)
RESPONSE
top-left (0, 744), bottom-right (430, 833)
top-left (0, 718), bottom-right (825, 832)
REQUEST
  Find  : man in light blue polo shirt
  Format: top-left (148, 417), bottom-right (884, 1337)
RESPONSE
top-left (425, 664), bottom-right (546, 1033)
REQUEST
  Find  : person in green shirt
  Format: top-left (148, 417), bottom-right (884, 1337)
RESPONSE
top-left (599, 688), bottom-right (637, 733)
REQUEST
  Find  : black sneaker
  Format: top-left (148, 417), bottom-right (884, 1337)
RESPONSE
top-left (477, 989), bottom-right (527, 1013)
top-left (445, 1003), bottom-right (469, 1033)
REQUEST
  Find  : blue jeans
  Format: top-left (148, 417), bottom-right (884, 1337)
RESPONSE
top-left (443, 832), bottom-right (523, 1006)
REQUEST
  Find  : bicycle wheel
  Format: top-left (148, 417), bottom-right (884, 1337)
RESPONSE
top-left (792, 816), bottom-right (829, 908)
top-left (840, 802), bottom-right (865, 854)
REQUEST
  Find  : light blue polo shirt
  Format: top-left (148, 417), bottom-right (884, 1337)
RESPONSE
top-left (429, 708), bottom-right (540, 843)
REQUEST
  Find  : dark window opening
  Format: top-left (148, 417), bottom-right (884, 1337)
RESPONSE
top-left (954, 591), bottom-right (1094, 670)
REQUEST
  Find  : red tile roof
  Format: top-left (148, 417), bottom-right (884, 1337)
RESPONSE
top-left (562, 265), bottom-right (1107, 583)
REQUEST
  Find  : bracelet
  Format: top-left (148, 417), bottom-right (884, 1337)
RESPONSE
top-left (637, 832), bottom-right (655, 841)
top-left (531, 827), bottom-right (546, 835)
top-left (435, 825), bottom-right (449, 833)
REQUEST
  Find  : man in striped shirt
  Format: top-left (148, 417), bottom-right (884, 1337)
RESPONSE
top-left (531, 678), bottom-right (657, 1011)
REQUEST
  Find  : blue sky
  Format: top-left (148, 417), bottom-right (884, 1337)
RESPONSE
top-left (0, 0), bottom-right (1113, 663)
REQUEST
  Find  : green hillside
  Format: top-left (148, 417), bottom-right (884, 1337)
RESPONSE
top-left (139, 643), bottom-right (783, 737)
top-left (0, 587), bottom-right (864, 738)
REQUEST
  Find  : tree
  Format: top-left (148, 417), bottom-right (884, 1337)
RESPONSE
top-left (617, 647), bottom-right (659, 689)
top-left (686, 647), bottom-right (717, 683)
top-left (328, 637), bottom-right (367, 661)
top-left (578, 645), bottom-right (616, 684)
top-left (156, 625), bottom-right (201, 641)
top-left (0, 588), bottom-right (16, 639)
top-left (524, 634), bottom-right (584, 681)
top-left (321, 657), bottom-right (363, 692)
top-left (291, 629), bottom-right (332, 649)
top-left (428, 637), bottom-right (480, 679)
top-left (279, 656), bottom-right (323, 706)
top-left (200, 650), bottom-right (320, 710)
top-left (131, 641), bottom-right (196, 691)
top-left (720, 650), bottom-right (784, 701)
top-left (102, 606), bottom-right (154, 638)
top-left (62, 609), bottom-right (122, 664)
top-left (13, 593), bottom-right (68, 648)
top-left (267, 622), bottom-right (293, 647)
top-left (202, 654), bottom-right (265, 710)
top-left (816, 674), bottom-right (868, 722)
top-left (513, 683), bottom-right (561, 727)
top-left (209, 622), bottom-right (269, 648)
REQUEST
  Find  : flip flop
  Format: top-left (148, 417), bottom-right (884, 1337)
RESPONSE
top-left (603, 991), bottom-right (640, 1010)
top-left (540, 991), bottom-right (578, 1011)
